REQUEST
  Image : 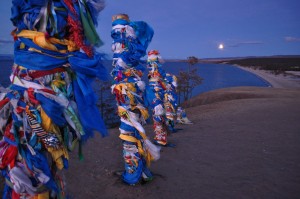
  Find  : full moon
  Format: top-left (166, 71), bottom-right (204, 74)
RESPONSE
top-left (218, 44), bottom-right (224, 49)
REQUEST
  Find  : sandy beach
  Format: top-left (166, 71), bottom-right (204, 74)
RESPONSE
top-left (1, 67), bottom-right (300, 198)
top-left (236, 65), bottom-right (300, 88)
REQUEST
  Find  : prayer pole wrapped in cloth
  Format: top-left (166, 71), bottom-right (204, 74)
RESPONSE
top-left (164, 73), bottom-right (179, 132)
top-left (0, 0), bottom-right (108, 198)
top-left (111, 14), bottom-right (160, 185)
top-left (145, 50), bottom-right (174, 146)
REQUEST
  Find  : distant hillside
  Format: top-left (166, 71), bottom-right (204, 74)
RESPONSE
top-left (203, 55), bottom-right (300, 61)
top-left (0, 54), bottom-right (13, 60)
top-left (165, 55), bottom-right (300, 65)
top-left (227, 57), bottom-right (300, 72)
top-left (204, 55), bottom-right (300, 73)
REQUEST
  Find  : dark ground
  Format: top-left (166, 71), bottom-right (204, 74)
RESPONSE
top-left (1, 86), bottom-right (300, 199)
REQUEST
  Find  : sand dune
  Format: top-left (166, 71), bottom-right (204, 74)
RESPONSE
top-left (60, 86), bottom-right (300, 199)
top-left (1, 68), bottom-right (300, 199)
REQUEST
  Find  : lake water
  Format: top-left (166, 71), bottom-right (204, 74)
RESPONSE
top-left (162, 62), bottom-right (271, 97)
top-left (0, 57), bottom-right (271, 127)
top-left (0, 58), bottom-right (271, 96)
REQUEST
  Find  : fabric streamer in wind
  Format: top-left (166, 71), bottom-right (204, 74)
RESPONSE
top-left (145, 50), bottom-right (170, 146)
top-left (0, 0), bottom-right (108, 198)
top-left (177, 107), bottom-right (193, 124)
top-left (110, 14), bottom-right (160, 185)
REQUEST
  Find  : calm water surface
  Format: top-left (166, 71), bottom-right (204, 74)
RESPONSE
top-left (0, 58), bottom-right (271, 96)
top-left (162, 62), bottom-right (271, 97)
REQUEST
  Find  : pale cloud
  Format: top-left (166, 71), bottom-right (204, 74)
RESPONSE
top-left (284, 36), bottom-right (300, 42)
top-left (228, 41), bottom-right (264, 47)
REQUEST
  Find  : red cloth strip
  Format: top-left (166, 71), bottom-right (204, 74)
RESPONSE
top-left (0, 98), bottom-right (9, 108)
top-left (39, 88), bottom-right (56, 95)
top-left (28, 88), bottom-right (39, 105)
top-left (1, 122), bottom-right (18, 169)
top-left (19, 67), bottom-right (66, 79)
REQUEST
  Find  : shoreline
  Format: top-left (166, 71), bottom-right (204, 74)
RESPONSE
top-left (234, 65), bottom-right (300, 89)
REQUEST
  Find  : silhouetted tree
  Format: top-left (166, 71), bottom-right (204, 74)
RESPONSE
top-left (187, 56), bottom-right (199, 66)
top-left (95, 80), bottom-right (120, 128)
top-left (177, 56), bottom-right (203, 104)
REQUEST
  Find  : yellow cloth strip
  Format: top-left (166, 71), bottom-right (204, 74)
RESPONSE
top-left (40, 107), bottom-right (60, 135)
top-left (119, 134), bottom-right (144, 156)
top-left (119, 133), bottom-right (138, 143)
top-left (138, 106), bottom-right (149, 121)
top-left (31, 192), bottom-right (49, 199)
top-left (48, 147), bottom-right (69, 170)
top-left (17, 30), bottom-right (79, 53)
top-left (114, 83), bottom-right (137, 106)
top-left (39, 108), bottom-right (69, 170)
top-left (118, 106), bottom-right (154, 166)
top-left (126, 83), bottom-right (136, 105)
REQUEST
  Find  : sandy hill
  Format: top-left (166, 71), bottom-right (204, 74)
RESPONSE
top-left (1, 65), bottom-right (300, 198)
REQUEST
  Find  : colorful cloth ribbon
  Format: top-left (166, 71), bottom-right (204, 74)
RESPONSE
top-left (164, 73), bottom-right (179, 132)
top-left (111, 14), bottom-right (160, 185)
top-left (146, 50), bottom-right (169, 145)
top-left (1, 0), bottom-right (107, 198)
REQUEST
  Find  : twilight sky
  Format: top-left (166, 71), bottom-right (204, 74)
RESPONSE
top-left (0, 0), bottom-right (300, 59)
